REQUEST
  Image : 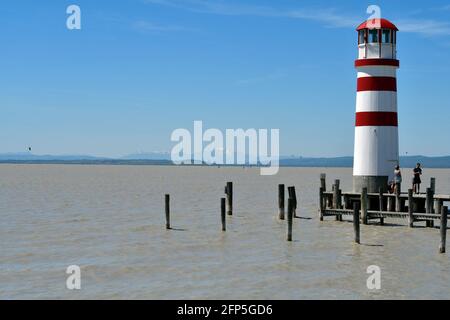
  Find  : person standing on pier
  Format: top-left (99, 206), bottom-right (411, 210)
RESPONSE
top-left (413, 163), bottom-right (423, 194)
top-left (394, 166), bottom-right (402, 194)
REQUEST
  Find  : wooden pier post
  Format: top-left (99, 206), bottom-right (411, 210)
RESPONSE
top-left (440, 206), bottom-right (448, 254)
top-left (319, 187), bottom-right (325, 221)
top-left (287, 198), bottom-right (294, 242)
top-left (288, 186), bottom-right (298, 218)
top-left (221, 198), bottom-right (226, 231)
top-left (353, 202), bottom-right (360, 244)
top-left (430, 177), bottom-right (436, 193)
top-left (426, 188), bottom-right (434, 228)
top-left (408, 189), bottom-right (414, 228)
top-left (333, 180), bottom-right (342, 221)
top-left (225, 182), bottom-right (233, 216)
top-left (395, 183), bottom-right (402, 212)
top-left (431, 177), bottom-right (440, 215)
top-left (332, 180), bottom-right (340, 209)
top-left (378, 188), bottom-right (385, 225)
top-left (320, 174), bottom-right (331, 208)
top-left (165, 194), bottom-right (171, 230)
top-left (435, 199), bottom-right (443, 222)
top-left (361, 187), bottom-right (368, 225)
top-left (320, 173), bottom-right (326, 192)
top-left (337, 188), bottom-right (343, 221)
top-left (343, 194), bottom-right (350, 210)
top-left (278, 184), bottom-right (285, 220)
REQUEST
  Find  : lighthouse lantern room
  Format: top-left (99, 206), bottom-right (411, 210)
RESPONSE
top-left (353, 18), bottom-right (400, 193)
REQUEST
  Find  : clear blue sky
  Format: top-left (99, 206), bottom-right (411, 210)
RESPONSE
top-left (1, 0), bottom-right (450, 157)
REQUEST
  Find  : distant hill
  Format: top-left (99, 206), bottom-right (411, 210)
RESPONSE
top-left (0, 153), bottom-right (107, 161)
top-left (279, 156), bottom-right (450, 168)
top-left (121, 152), bottom-right (171, 160)
top-left (1, 153), bottom-right (450, 168)
top-left (400, 156), bottom-right (450, 169)
top-left (280, 157), bottom-right (353, 167)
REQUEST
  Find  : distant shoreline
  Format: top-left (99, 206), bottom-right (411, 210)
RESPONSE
top-left (2, 157), bottom-right (450, 169)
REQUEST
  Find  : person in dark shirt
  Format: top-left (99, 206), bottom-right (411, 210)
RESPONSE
top-left (413, 163), bottom-right (422, 194)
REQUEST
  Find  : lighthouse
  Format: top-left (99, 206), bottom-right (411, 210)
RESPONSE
top-left (353, 18), bottom-right (400, 193)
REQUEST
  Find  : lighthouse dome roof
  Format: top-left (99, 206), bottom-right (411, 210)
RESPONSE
top-left (357, 18), bottom-right (398, 31)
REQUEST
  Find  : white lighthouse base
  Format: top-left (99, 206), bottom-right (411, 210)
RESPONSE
top-left (353, 175), bottom-right (389, 193)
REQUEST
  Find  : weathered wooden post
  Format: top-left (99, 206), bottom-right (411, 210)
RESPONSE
top-left (395, 183), bottom-right (402, 212)
top-left (225, 182), bottom-right (233, 216)
top-left (337, 188), bottom-right (343, 221)
top-left (288, 186), bottom-right (298, 218)
top-left (378, 187), bottom-right (385, 225)
top-left (321, 173), bottom-right (332, 208)
top-left (332, 180), bottom-right (340, 209)
top-left (426, 188), bottom-right (434, 228)
top-left (287, 198), bottom-right (294, 242)
top-left (320, 173), bottom-right (326, 191)
top-left (278, 184), bottom-right (285, 220)
top-left (221, 198), bottom-right (226, 232)
top-left (361, 187), bottom-right (368, 225)
top-left (439, 206), bottom-right (448, 254)
top-left (431, 177), bottom-right (438, 214)
top-left (353, 202), bottom-right (360, 244)
top-left (430, 177), bottom-right (436, 193)
top-left (435, 199), bottom-right (443, 222)
top-left (332, 180), bottom-right (341, 221)
top-left (165, 194), bottom-right (171, 230)
top-left (408, 189), bottom-right (414, 228)
top-left (343, 194), bottom-right (350, 210)
top-left (319, 187), bottom-right (325, 221)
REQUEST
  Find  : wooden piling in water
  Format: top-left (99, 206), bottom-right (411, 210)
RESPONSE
top-left (353, 202), bottom-right (360, 244)
top-left (336, 188), bottom-right (343, 221)
top-left (333, 180), bottom-right (342, 221)
top-left (408, 189), bottom-right (414, 228)
top-left (165, 194), bottom-right (171, 230)
top-left (319, 187), bottom-right (325, 221)
top-left (320, 174), bottom-right (330, 208)
top-left (278, 184), bottom-right (285, 220)
top-left (440, 206), bottom-right (448, 254)
top-left (378, 188), bottom-right (385, 225)
top-left (320, 173), bottom-right (326, 191)
top-left (288, 186), bottom-right (298, 218)
top-left (395, 183), bottom-right (402, 212)
top-left (221, 198), bottom-right (226, 232)
top-left (225, 182), bottom-right (233, 216)
top-left (430, 177), bottom-right (436, 193)
top-left (426, 188), bottom-right (434, 228)
top-left (333, 180), bottom-right (340, 209)
top-left (287, 198), bottom-right (294, 242)
top-left (435, 199), bottom-right (443, 221)
top-left (361, 187), bottom-right (368, 225)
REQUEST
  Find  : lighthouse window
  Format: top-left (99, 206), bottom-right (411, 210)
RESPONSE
top-left (382, 29), bottom-right (392, 43)
top-left (369, 29), bottom-right (379, 43)
top-left (358, 30), bottom-right (366, 44)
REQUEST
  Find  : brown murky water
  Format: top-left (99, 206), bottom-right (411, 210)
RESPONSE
top-left (1, 165), bottom-right (450, 299)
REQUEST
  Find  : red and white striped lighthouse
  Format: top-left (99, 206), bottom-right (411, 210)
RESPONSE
top-left (353, 18), bottom-right (400, 193)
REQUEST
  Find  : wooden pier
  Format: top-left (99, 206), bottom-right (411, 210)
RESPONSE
top-left (162, 174), bottom-right (449, 254)
top-left (319, 174), bottom-right (449, 252)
